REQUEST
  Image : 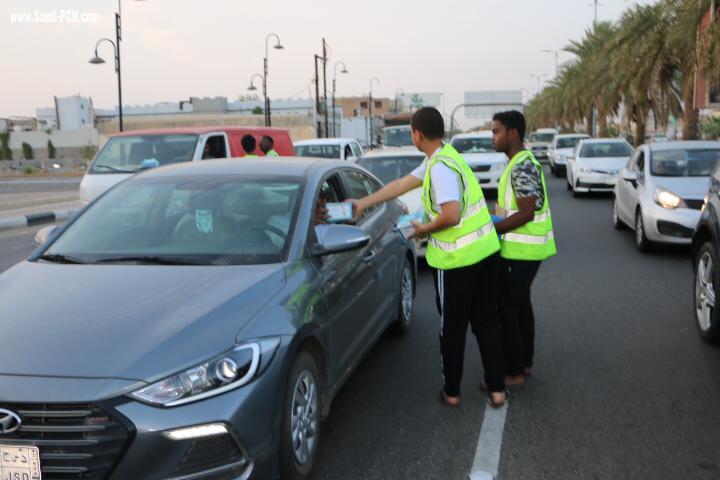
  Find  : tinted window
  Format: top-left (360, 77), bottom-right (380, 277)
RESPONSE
top-left (557, 137), bottom-right (587, 149)
top-left (651, 149), bottom-right (720, 177)
top-left (340, 170), bottom-right (379, 217)
top-left (91, 134), bottom-right (199, 173)
top-left (357, 155), bottom-right (424, 184)
top-left (531, 133), bottom-right (554, 143)
top-left (202, 135), bottom-right (227, 159)
top-left (296, 144), bottom-right (341, 159)
top-left (383, 127), bottom-right (413, 147)
top-left (451, 137), bottom-right (494, 153)
top-left (579, 142), bottom-right (633, 158)
top-left (351, 142), bottom-right (363, 158)
top-left (45, 176), bottom-right (302, 265)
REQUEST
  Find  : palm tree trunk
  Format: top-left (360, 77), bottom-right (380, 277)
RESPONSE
top-left (585, 107), bottom-right (593, 136)
top-left (681, 73), bottom-right (700, 140)
top-left (598, 107), bottom-right (609, 137)
top-left (634, 111), bottom-right (647, 147)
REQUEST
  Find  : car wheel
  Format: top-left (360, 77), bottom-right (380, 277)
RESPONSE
top-left (694, 242), bottom-right (720, 343)
top-left (390, 258), bottom-right (414, 335)
top-left (612, 198), bottom-right (625, 230)
top-left (550, 164), bottom-right (555, 174)
top-left (566, 176), bottom-right (572, 191)
top-left (279, 351), bottom-right (321, 480)
top-left (635, 209), bottom-right (652, 252)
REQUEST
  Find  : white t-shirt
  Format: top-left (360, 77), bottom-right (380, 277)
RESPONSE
top-left (410, 147), bottom-right (461, 206)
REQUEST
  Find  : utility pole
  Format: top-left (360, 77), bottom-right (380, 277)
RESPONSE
top-left (314, 55), bottom-right (322, 137)
top-left (322, 38), bottom-right (329, 138)
top-left (590, 0), bottom-right (601, 25)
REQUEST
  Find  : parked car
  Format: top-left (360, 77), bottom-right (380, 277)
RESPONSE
top-left (450, 132), bottom-right (508, 191)
top-left (354, 150), bottom-right (426, 256)
top-left (548, 133), bottom-right (590, 176)
top-left (1, 157), bottom-right (416, 480)
top-left (79, 126), bottom-right (295, 205)
top-left (566, 138), bottom-right (633, 195)
top-left (528, 128), bottom-right (558, 163)
top-left (613, 141), bottom-right (720, 251)
top-left (691, 159), bottom-right (720, 344)
top-left (294, 138), bottom-right (364, 161)
top-left (381, 125), bottom-right (414, 149)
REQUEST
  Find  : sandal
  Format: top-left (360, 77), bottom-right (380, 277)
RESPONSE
top-left (487, 389), bottom-right (509, 408)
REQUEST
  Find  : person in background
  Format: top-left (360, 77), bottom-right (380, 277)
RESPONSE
top-left (241, 135), bottom-right (258, 157)
top-left (491, 110), bottom-right (557, 386)
top-left (260, 135), bottom-right (279, 157)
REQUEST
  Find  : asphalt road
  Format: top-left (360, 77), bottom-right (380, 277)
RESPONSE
top-left (0, 169), bottom-right (718, 479)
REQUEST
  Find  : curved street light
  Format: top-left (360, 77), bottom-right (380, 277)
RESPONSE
top-left (332, 61), bottom-right (348, 137)
top-left (263, 33), bottom-right (285, 127)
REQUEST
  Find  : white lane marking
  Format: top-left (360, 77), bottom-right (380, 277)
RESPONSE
top-left (467, 402), bottom-right (508, 480)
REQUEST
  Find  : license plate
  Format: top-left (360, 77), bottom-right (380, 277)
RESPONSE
top-left (0, 446), bottom-right (41, 480)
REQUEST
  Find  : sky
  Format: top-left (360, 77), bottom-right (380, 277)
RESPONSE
top-left (0, 0), bottom-right (651, 129)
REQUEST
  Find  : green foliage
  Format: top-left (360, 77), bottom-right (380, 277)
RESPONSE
top-left (21, 142), bottom-right (33, 160)
top-left (47, 140), bottom-right (56, 159)
top-left (703, 116), bottom-right (720, 139)
top-left (81, 144), bottom-right (98, 161)
top-left (252, 106), bottom-right (264, 115)
top-left (0, 132), bottom-right (10, 160)
top-left (23, 165), bottom-right (35, 175)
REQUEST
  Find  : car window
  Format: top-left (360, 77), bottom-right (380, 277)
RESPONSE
top-left (557, 137), bottom-right (587, 149)
top-left (579, 142), bottom-right (633, 157)
top-left (635, 151), bottom-right (645, 172)
top-left (351, 142), bottom-right (363, 158)
top-left (357, 155), bottom-right (425, 184)
top-left (340, 170), bottom-right (379, 219)
top-left (296, 144), bottom-right (341, 159)
top-left (201, 135), bottom-right (227, 159)
top-left (451, 137), bottom-right (494, 153)
top-left (91, 134), bottom-right (199, 173)
top-left (650, 149), bottom-right (720, 177)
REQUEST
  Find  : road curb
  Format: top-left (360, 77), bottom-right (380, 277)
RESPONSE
top-left (0, 209), bottom-right (77, 232)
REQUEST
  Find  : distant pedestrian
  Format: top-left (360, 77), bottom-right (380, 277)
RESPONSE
top-left (491, 110), bottom-right (557, 385)
top-left (241, 135), bottom-right (258, 157)
top-left (260, 135), bottom-right (279, 157)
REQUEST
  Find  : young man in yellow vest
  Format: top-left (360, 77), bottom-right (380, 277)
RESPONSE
top-left (351, 107), bottom-right (507, 407)
top-left (241, 134), bottom-right (258, 158)
top-left (491, 111), bottom-right (557, 386)
top-left (260, 135), bottom-right (279, 157)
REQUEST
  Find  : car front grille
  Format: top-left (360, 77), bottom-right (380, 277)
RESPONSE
top-left (175, 433), bottom-right (247, 477)
top-left (685, 199), bottom-right (704, 210)
top-left (0, 403), bottom-right (130, 480)
top-left (471, 165), bottom-right (491, 173)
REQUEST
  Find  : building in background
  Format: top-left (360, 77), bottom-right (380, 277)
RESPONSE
top-left (36, 95), bottom-right (94, 131)
top-left (696, 1), bottom-right (719, 114)
top-left (336, 97), bottom-right (391, 119)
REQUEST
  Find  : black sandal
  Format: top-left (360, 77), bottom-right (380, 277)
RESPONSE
top-left (487, 389), bottom-right (509, 408)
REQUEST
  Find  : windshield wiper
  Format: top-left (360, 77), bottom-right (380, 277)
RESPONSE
top-left (93, 255), bottom-right (207, 265)
top-left (93, 165), bottom-right (137, 173)
top-left (37, 254), bottom-right (86, 264)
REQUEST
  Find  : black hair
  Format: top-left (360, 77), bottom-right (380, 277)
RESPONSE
top-left (261, 135), bottom-right (274, 146)
top-left (241, 134), bottom-right (256, 153)
top-left (492, 110), bottom-right (526, 140)
top-left (410, 107), bottom-right (444, 140)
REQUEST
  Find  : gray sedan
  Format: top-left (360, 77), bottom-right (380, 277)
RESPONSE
top-left (0, 158), bottom-right (416, 480)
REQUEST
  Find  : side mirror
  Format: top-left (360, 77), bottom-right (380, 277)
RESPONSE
top-left (621, 170), bottom-right (638, 182)
top-left (311, 224), bottom-right (369, 256)
top-left (35, 225), bottom-right (59, 246)
top-left (346, 156), bottom-right (358, 162)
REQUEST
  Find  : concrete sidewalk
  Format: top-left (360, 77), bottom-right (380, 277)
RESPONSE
top-left (0, 178), bottom-right (82, 231)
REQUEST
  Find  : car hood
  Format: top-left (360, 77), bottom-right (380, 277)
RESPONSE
top-left (0, 261), bottom-right (285, 382)
top-left (577, 157), bottom-right (629, 171)
top-left (529, 142), bottom-right (550, 148)
top-left (652, 176), bottom-right (710, 199)
top-left (463, 152), bottom-right (507, 165)
top-left (555, 147), bottom-right (575, 157)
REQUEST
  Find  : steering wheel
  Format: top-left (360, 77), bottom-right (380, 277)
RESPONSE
top-left (245, 224), bottom-right (287, 241)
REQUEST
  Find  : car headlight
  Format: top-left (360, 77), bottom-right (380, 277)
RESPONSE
top-left (653, 187), bottom-right (687, 209)
top-left (130, 338), bottom-right (281, 407)
top-left (576, 165), bottom-right (593, 173)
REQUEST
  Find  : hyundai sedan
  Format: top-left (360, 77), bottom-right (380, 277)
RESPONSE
top-left (0, 158), bottom-right (416, 480)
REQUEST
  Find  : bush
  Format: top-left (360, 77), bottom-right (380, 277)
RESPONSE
top-left (252, 106), bottom-right (264, 115)
top-left (703, 116), bottom-right (720, 140)
top-left (22, 142), bottom-right (33, 160)
top-left (47, 140), bottom-right (56, 159)
top-left (0, 132), bottom-right (10, 161)
top-left (23, 165), bottom-right (35, 175)
top-left (81, 144), bottom-right (98, 161)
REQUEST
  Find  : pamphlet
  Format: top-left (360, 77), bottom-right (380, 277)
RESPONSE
top-left (325, 202), bottom-right (354, 223)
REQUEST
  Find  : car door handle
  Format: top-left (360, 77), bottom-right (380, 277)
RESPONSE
top-left (362, 250), bottom-right (377, 264)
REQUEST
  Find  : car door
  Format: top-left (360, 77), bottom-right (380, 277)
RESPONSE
top-left (339, 169), bottom-right (399, 348)
top-left (195, 133), bottom-right (230, 160)
top-left (312, 173), bottom-right (377, 382)
top-left (618, 149), bottom-right (645, 223)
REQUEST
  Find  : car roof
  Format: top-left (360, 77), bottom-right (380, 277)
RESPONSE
top-left (647, 140), bottom-right (720, 151)
top-left (362, 149), bottom-right (425, 158)
top-left (452, 131), bottom-right (492, 139)
top-left (579, 138), bottom-right (629, 144)
top-left (294, 138), bottom-right (356, 146)
top-left (109, 126), bottom-right (289, 138)
top-left (556, 133), bottom-right (590, 139)
top-left (131, 157), bottom-right (347, 180)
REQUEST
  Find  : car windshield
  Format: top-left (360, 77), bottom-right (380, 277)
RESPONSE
top-left (358, 155), bottom-right (425, 184)
top-left (451, 137), bottom-right (494, 153)
top-left (579, 142), bottom-right (633, 158)
top-left (296, 144), bottom-right (341, 159)
top-left (531, 133), bottom-right (554, 143)
top-left (90, 134), bottom-right (199, 173)
top-left (43, 176), bottom-right (302, 265)
top-left (557, 137), bottom-right (586, 149)
top-left (651, 149), bottom-right (720, 177)
top-left (383, 127), bottom-right (413, 147)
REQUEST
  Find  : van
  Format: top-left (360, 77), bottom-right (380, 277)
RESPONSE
top-left (79, 126), bottom-right (294, 204)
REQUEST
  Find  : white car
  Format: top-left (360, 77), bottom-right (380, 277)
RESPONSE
top-left (449, 132), bottom-right (507, 191)
top-left (528, 128), bottom-right (558, 163)
top-left (381, 125), bottom-right (415, 150)
top-left (548, 133), bottom-right (590, 176)
top-left (567, 138), bottom-right (634, 195)
top-left (613, 141), bottom-right (720, 251)
top-left (354, 150), bottom-right (427, 256)
top-left (294, 138), bottom-right (364, 161)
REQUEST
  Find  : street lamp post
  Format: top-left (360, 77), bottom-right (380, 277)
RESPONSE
top-left (89, 0), bottom-right (144, 132)
top-left (529, 73), bottom-right (547, 96)
top-left (394, 88), bottom-right (405, 114)
top-left (332, 61), bottom-right (348, 137)
top-left (542, 49), bottom-right (559, 78)
top-left (247, 73), bottom-right (264, 113)
top-left (263, 33), bottom-right (284, 127)
top-left (368, 77), bottom-right (380, 148)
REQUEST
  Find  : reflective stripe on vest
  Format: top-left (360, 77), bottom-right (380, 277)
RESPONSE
top-left (427, 198), bottom-right (488, 226)
top-left (430, 221), bottom-right (496, 251)
top-left (505, 209), bottom-right (551, 223)
top-left (503, 230), bottom-right (555, 245)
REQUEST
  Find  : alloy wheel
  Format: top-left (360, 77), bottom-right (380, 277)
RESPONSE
top-left (401, 266), bottom-right (413, 322)
top-left (696, 251), bottom-right (716, 332)
top-left (290, 370), bottom-right (319, 466)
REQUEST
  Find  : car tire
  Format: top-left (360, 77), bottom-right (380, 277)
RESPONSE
top-left (634, 209), bottom-right (652, 252)
top-left (694, 242), bottom-right (720, 343)
top-left (279, 351), bottom-right (322, 480)
top-left (612, 198), bottom-right (625, 230)
top-left (390, 257), bottom-right (414, 335)
top-left (550, 164), bottom-right (555, 174)
top-left (566, 176), bottom-right (572, 191)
